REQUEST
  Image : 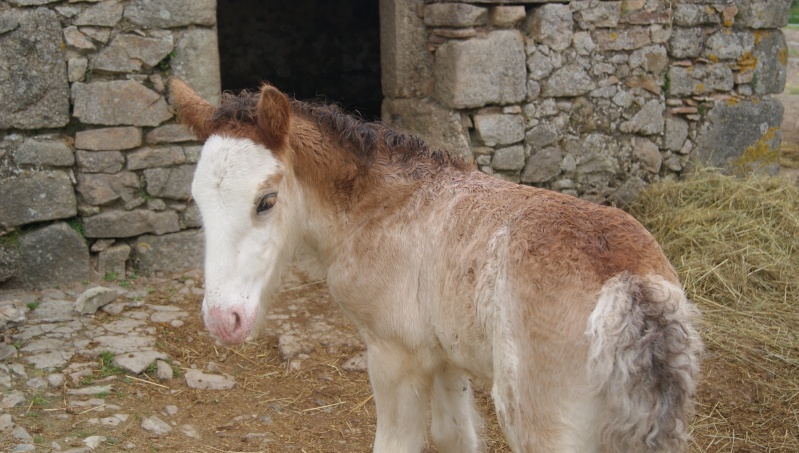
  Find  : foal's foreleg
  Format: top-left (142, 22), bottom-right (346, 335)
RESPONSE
top-left (431, 366), bottom-right (483, 453)
top-left (367, 343), bottom-right (430, 453)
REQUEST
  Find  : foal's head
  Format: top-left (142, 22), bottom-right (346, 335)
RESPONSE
top-left (171, 79), bottom-right (300, 344)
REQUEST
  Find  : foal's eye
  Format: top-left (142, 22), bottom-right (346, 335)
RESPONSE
top-left (256, 193), bottom-right (277, 213)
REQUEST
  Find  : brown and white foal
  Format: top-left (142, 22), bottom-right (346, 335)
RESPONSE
top-left (171, 79), bottom-right (702, 453)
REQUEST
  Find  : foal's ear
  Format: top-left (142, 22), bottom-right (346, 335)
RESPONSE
top-left (256, 83), bottom-right (291, 151)
top-left (169, 78), bottom-right (215, 141)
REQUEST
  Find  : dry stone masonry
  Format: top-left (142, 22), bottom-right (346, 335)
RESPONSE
top-left (0, 0), bottom-right (790, 288)
top-left (0, 0), bottom-right (218, 288)
top-left (381, 0), bottom-right (788, 206)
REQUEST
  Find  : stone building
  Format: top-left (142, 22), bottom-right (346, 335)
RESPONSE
top-left (0, 0), bottom-right (789, 288)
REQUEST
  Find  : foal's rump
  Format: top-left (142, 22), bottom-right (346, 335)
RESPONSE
top-left (476, 183), bottom-right (701, 452)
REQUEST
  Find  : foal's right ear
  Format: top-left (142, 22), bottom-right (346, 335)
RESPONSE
top-left (256, 83), bottom-right (291, 151)
top-left (169, 78), bottom-right (215, 141)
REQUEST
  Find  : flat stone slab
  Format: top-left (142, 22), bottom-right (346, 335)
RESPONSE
top-left (113, 350), bottom-right (168, 374)
top-left (184, 369), bottom-right (236, 390)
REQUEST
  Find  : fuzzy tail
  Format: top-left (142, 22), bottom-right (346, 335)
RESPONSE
top-left (586, 272), bottom-right (703, 452)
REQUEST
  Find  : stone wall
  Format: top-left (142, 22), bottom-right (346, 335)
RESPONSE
top-left (0, 0), bottom-right (790, 288)
top-left (381, 0), bottom-right (788, 206)
top-left (0, 0), bottom-right (218, 288)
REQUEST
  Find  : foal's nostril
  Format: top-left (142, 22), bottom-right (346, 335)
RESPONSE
top-left (232, 311), bottom-right (242, 331)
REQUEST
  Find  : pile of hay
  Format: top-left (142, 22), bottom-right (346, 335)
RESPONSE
top-left (628, 170), bottom-right (799, 450)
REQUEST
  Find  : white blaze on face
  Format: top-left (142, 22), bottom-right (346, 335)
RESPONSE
top-left (192, 135), bottom-right (293, 344)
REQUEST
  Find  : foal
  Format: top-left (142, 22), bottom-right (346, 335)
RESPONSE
top-left (171, 79), bottom-right (702, 453)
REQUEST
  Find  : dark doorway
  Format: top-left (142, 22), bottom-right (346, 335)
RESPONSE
top-left (217, 0), bottom-right (383, 120)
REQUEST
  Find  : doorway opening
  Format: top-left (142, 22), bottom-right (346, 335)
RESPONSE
top-left (217, 0), bottom-right (383, 120)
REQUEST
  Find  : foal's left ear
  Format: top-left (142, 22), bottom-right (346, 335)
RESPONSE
top-left (169, 78), bottom-right (215, 141)
top-left (256, 83), bottom-right (291, 151)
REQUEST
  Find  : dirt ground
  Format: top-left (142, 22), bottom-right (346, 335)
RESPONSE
top-left (3, 29), bottom-right (799, 453)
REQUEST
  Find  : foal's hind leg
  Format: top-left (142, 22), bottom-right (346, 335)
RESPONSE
top-left (431, 366), bottom-right (483, 453)
top-left (367, 342), bottom-right (430, 453)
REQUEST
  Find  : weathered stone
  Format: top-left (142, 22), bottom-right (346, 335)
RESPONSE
top-left (382, 98), bottom-right (471, 159)
top-left (667, 64), bottom-right (734, 97)
top-left (140, 416), bottom-right (172, 436)
top-left (183, 145), bottom-right (202, 163)
top-left (151, 360), bottom-right (173, 381)
top-left (735, 0), bottom-right (790, 28)
top-left (0, 299), bottom-right (27, 331)
top-left (633, 137), bottom-right (662, 173)
top-left (593, 27), bottom-right (650, 51)
top-left (127, 147), bottom-right (186, 170)
top-left (74, 0), bottom-right (124, 27)
top-left (132, 229), bottom-right (203, 274)
top-left (612, 176), bottom-right (647, 206)
top-left (620, 100), bottom-right (664, 135)
top-left (94, 34), bottom-right (174, 73)
top-left (80, 27), bottom-right (112, 44)
top-left (752, 30), bottom-right (787, 95)
top-left (0, 243), bottom-right (20, 284)
top-left (184, 369), bottom-right (235, 390)
top-left (424, 3), bottom-right (487, 27)
top-left (83, 210), bottom-right (180, 238)
top-left (668, 27), bottom-right (706, 59)
top-left (8, 0), bottom-right (59, 5)
top-left (542, 64), bottom-right (595, 97)
top-left (98, 243), bottom-right (131, 278)
top-left (575, 1), bottom-right (620, 28)
top-left (74, 81), bottom-right (172, 127)
top-left (114, 351), bottom-right (168, 374)
top-left (14, 138), bottom-right (74, 167)
top-left (143, 165), bottom-right (195, 200)
top-left (526, 124), bottom-right (559, 149)
top-left (341, 352), bottom-right (368, 372)
top-left (692, 98), bottom-right (783, 175)
top-left (75, 287), bottom-right (121, 314)
top-left (146, 124), bottom-right (196, 144)
top-left (704, 30), bottom-right (753, 61)
top-left (629, 45), bottom-right (668, 74)
top-left (665, 116), bottom-right (689, 152)
top-left (473, 113), bottom-right (524, 147)
top-left (63, 26), bottom-right (95, 50)
top-left (0, 172), bottom-right (77, 230)
top-left (75, 127), bottom-right (142, 151)
top-left (573, 31), bottom-right (596, 55)
top-left (68, 56), bottom-right (88, 82)
top-left (521, 146), bottom-right (562, 183)
top-left (492, 146), bottom-right (525, 171)
top-left (171, 28), bottom-right (221, 105)
top-left (0, 11), bottom-right (19, 34)
top-left (13, 223), bottom-right (90, 288)
top-left (77, 172), bottom-right (140, 206)
top-left (124, 0), bottom-right (216, 28)
top-left (434, 30), bottom-right (526, 109)
top-left (672, 4), bottom-right (720, 26)
top-left (526, 51), bottom-right (554, 81)
top-left (0, 9), bottom-right (69, 129)
top-left (180, 203), bottom-right (202, 228)
top-left (650, 24), bottom-right (671, 44)
top-left (526, 4), bottom-right (572, 51)
top-left (489, 6), bottom-right (526, 27)
top-left (76, 151), bottom-right (125, 174)
top-left (380, 0), bottom-right (433, 98)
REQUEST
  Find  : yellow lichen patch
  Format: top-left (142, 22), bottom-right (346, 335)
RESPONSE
top-left (737, 52), bottom-right (758, 72)
top-left (694, 82), bottom-right (706, 94)
top-left (734, 127), bottom-right (780, 175)
top-left (753, 30), bottom-right (767, 45)
top-left (610, 31), bottom-right (618, 40)
top-left (725, 98), bottom-right (740, 107)
top-left (778, 47), bottom-right (788, 67)
top-left (709, 54), bottom-right (719, 63)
